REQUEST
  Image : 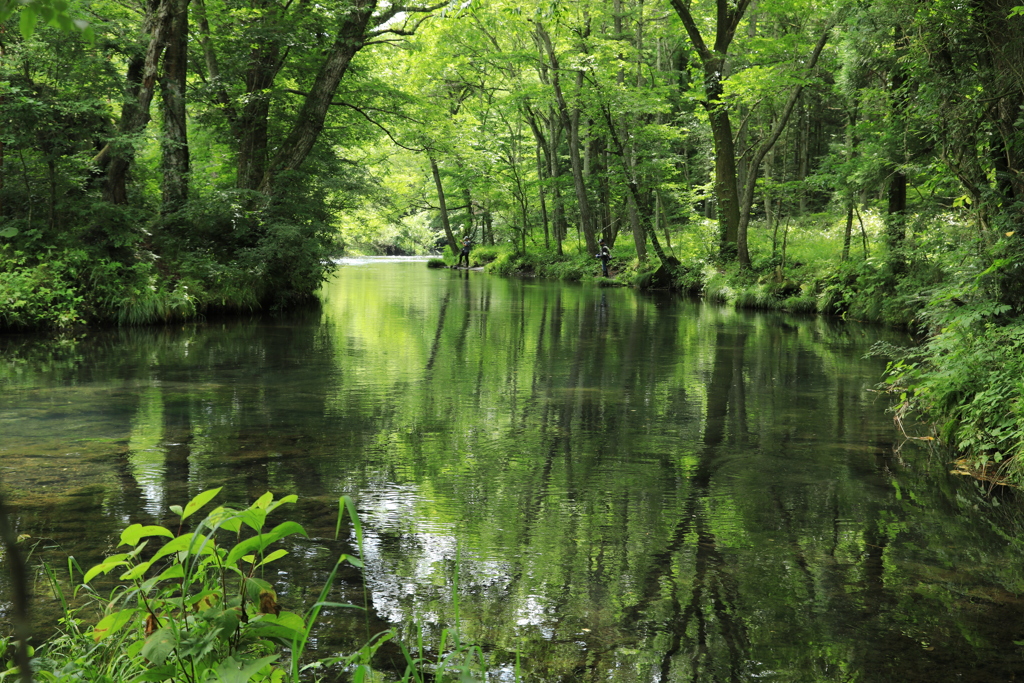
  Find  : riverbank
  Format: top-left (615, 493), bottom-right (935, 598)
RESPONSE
top-left (0, 243), bottom-right (333, 332)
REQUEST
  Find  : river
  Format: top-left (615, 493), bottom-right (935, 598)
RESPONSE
top-left (2, 258), bottom-right (1023, 681)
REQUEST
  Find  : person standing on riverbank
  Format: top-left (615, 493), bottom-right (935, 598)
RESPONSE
top-left (457, 236), bottom-right (472, 269)
top-left (596, 239), bottom-right (611, 277)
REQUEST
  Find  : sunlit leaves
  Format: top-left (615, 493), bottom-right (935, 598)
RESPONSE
top-left (0, 0), bottom-right (93, 41)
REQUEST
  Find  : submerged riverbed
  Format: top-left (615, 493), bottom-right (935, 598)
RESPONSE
top-left (2, 258), bottom-right (1024, 681)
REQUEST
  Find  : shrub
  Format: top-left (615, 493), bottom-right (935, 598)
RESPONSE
top-left (468, 245), bottom-right (501, 266)
top-left (30, 489), bottom-right (388, 683)
top-left (0, 248), bottom-right (85, 331)
top-left (15, 490), bottom-right (508, 683)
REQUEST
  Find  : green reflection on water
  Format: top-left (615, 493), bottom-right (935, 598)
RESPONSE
top-left (1, 259), bottom-right (1023, 681)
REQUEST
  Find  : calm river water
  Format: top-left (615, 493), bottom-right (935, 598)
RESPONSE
top-left (2, 258), bottom-right (1024, 681)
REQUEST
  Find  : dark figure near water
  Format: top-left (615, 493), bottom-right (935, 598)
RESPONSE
top-left (596, 239), bottom-right (611, 277)
top-left (457, 237), bottom-right (471, 268)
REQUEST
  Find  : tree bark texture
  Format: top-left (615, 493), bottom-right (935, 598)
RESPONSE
top-left (735, 21), bottom-right (831, 267)
top-left (431, 157), bottom-right (458, 253)
top-left (103, 0), bottom-right (175, 205)
top-left (535, 23), bottom-right (599, 256)
top-left (668, 0), bottom-right (751, 259)
top-left (159, 0), bottom-right (191, 211)
top-left (259, 0), bottom-right (377, 194)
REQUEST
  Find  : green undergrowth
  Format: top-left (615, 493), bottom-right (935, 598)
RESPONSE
top-left (1, 189), bottom-right (337, 332)
top-left (876, 238), bottom-right (1024, 486)
top-left (3, 489), bottom-right (506, 682)
top-left (0, 245), bottom-right (320, 332)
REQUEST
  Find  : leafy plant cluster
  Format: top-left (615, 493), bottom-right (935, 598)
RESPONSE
top-left (16, 489), bottom-right (374, 683)
top-left (879, 241), bottom-right (1024, 484)
top-left (1, 489), bottom-right (514, 683)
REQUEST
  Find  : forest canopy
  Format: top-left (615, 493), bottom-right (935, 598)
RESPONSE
top-left (1, 0), bottom-right (1021, 302)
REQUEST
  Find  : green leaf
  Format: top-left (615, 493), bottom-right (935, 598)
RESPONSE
top-left (151, 532), bottom-right (215, 563)
top-left (92, 608), bottom-right (137, 642)
top-left (238, 507), bottom-right (268, 533)
top-left (244, 577), bottom-right (274, 604)
top-left (140, 627), bottom-right (177, 665)
top-left (156, 563), bottom-right (186, 581)
top-left (250, 611), bottom-right (306, 640)
top-left (0, 227), bottom-right (17, 238)
top-left (210, 655), bottom-right (279, 683)
top-left (83, 554), bottom-right (130, 584)
top-left (225, 522), bottom-right (306, 565)
top-left (206, 506), bottom-right (242, 533)
top-left (253, 491), bottom-right (274, 510)
top-left (130, 664), bottom-right (177, 682)
top-left (181, 487), bottom-right (222, 521)
top-left (120, 524), bottom-right (174, 547)
top-left (19, 6), bottom-right (37, 39)
top-left (119, 560), bottom-right (153, 581)
top-left (168, 505), bottom-right (183, 517)
top-left (266, 494), bottom-right (297, 514)
top-left (255, 548), bottom-right (289, 568)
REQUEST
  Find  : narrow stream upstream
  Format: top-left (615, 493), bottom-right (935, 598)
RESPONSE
top-left (2, 258), bottom-right (1023, 681)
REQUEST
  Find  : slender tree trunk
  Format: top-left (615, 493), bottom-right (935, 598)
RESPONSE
top-left (535, 24), bottom-right (598, 255)
top-left (735, 20), bottom-right (831, 267)
top-left (102, 0), bottom-right (175, 205)
top-left (886, 24), bottom-right (909, 253)
top-left (160, 0), bottom-right (190, 211)
top-left (259, 0), bottom-right (376, 195)
top-left (535, 142), bottom-right (549, 249)
top-left (193, 0), bottom-right (229, 110)
top-left (430, 157), bottom-right (458, 254)
top-left (0, 92), bottom-right (4, 218)
top-left (797, 97), bottom-right (809, 214)
top-left (550, 111), bottom-right (566, 256)
top-left (669, 0), bottom-right (751, 258)
top-left (524, 103), bottom-right (555, 252)
top-left (706, 94), bottom-right (742, 255)
top-left (47, 158), bottom-right (56, 231)
top-left (842, 104), bottom-right (858, 262)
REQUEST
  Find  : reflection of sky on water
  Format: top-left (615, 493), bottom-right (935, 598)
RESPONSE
top-left (356, 482), bottom-right (534, 635)
top-left (127, 384), bottom-right (166, 516)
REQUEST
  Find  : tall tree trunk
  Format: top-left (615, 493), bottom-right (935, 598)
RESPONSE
top-left (550, 110), bottom-right (566, 256)
top-left (160, 0), bottom-right (190, 211)
top-left (797, 97), bottom-right (809, 214)
top-left (535, 24), bottom-right (598, 256)
top-left (523, 103), bottom-right (554, 251)
top-left (102, 0), bottom-right (175, 205)
top-left (535, 142), bottom-right (550, 249)
top-left (735, 20), bottom-right (831, 267)
top-left (886, 24), bottom-right (909, 252)
top-left (842, 104), bottom-right (859, 262)
top-left (669, 0), bottom-right (751, 259)
top-left (0, 92), bottom-right (4, 218)
top-left (259, 0), bottom-right (377, 195)
top-left (430, 157), bottom-right (458, 254)
top-left (236, 0), bottom-right (287, 191)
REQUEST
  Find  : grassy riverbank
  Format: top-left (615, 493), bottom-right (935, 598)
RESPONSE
top-left (0, 237), bottom-right (335, 332)
top-left (447, 212), bottom-right (1024, 488)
